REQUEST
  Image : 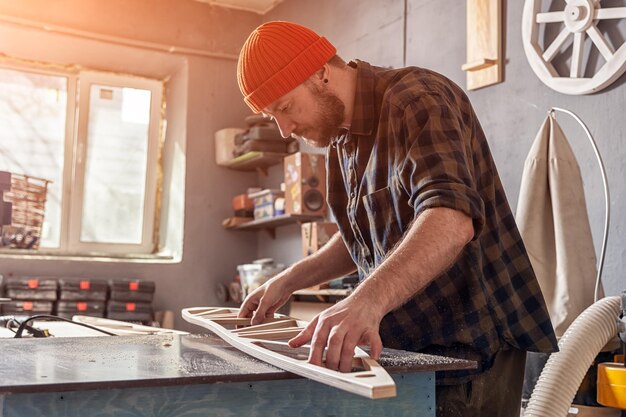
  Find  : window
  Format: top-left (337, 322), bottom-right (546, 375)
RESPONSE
top-left (0, 64), bottom-right (163, 255)
top-left (0, 66), bottom-right (68, 248)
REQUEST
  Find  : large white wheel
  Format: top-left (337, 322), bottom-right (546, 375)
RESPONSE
top-left (522, 0), bottom-right (626, 95)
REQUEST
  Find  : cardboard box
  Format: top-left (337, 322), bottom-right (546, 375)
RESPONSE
top-left (301, 222), bottom-right (338, 257)
top-left (249, 189), bottom-right (284, 220)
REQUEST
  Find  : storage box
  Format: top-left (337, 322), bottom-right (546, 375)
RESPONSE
top-left (4, 277), bottom-right (58, 301)
top-left (301, 222), bottom-right (338, 257)
top-left (58, 278), bottom-right (108, 301)
top-left (232, 194), bottom-right (254, 218)
top-left (109, 279), bottom-right (155, 302)
top-left (1, 300), bottom-right (54, 315)
top-left (106, 300), bottom-right (153, 323)
top-left (56, 301), bottom-right (105, 319)
top-left (248, 189), bottom-right (284, 220)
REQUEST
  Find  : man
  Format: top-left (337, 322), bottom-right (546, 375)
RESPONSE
top-left (236, 21), bottom-right (557, 416)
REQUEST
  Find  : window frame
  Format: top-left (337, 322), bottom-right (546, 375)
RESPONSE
top-left (69, 71), bottom-right (163, 254)
top-left (0, 63), bottom-right (164, 255)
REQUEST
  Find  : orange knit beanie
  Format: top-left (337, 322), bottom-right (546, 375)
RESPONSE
top-left (237, 21), bottom-right (337, 113)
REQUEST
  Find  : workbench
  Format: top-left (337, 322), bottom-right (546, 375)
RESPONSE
top-left (0, 334), bottom-right (475, 417)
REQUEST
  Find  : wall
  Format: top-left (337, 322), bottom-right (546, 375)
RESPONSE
top-left (0, 0), bottom-right (263, 330)
top-left (0, 0), bottom-right (250, 58)
top-left (262, 0), bottom-right (626, 297)
top-left (0, 0), bottom-right (623, 335)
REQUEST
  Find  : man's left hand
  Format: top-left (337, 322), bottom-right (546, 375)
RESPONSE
top-left (288, 297), bottom-right (383, 373)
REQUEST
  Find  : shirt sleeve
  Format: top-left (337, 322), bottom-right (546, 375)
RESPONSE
top-left (398, 93), bottom-right (485, 240)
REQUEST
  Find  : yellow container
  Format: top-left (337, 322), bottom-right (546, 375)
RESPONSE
top-left (597, 362), bottom-right (626, 410)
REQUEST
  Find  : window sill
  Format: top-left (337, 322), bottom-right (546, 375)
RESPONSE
top-left (0, 249), bottom-right (179, 264)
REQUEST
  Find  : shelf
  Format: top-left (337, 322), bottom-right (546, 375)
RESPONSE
top-left (227, 214), bottom-right (324, 238)
top-left (224, 151), bottom-right (288, 174)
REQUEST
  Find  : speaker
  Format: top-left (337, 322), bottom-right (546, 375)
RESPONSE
top-left (284, 152), bottom-right (327, 216)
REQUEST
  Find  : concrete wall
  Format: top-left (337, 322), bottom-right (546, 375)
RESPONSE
top-left (262, 0), bottom-right (626, 297)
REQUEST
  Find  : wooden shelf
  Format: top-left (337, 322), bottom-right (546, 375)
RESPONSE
top-left (228, 214), bottom-right (324, 238)
top-left (224, 152), bottom-right (288, 174)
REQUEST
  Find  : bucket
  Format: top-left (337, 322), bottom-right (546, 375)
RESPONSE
top-left (214, 128), bottom-right (244, 166)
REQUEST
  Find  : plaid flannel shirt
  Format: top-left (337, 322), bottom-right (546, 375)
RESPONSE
top-left (326, 61), bottom-right (558, 384)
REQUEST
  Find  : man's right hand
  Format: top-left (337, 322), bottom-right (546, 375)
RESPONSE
top-left (237, 273), bottom-right (294, 325)
top-left (238, 232), bottom-right (355, 325)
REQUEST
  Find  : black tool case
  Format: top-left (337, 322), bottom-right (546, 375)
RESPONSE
top-left (1, 300), bottom-right (54, 315)
top-left (55, 301), bottom-right (105, 319)
top-left (106, 300), bottom-right (153, 323)
top-left (58, 278), bottom-right (108, 301)
top-left (108, 279), bottom-right (155, 302)
top-left (4, 277), bottom-right (58, 301)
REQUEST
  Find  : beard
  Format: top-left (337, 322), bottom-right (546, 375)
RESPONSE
top-left (295, 81), bottom-right (345, 148)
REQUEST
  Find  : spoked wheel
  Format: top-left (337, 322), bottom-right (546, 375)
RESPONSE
top-left (522, 0), bottom-right (626, 94)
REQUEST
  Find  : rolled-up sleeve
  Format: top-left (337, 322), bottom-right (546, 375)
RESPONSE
top-left (398, 93), bottom-right (485, 240)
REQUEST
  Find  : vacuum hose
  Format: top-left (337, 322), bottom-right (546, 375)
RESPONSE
top-left (524, 296), bottom-right (621, 417)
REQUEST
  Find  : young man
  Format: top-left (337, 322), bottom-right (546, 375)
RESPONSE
top-left (236, 21), bottom-right (557, 416)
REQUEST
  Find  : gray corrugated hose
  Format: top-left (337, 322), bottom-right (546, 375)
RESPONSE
top-left (524, 296), bottom-right (620, 417)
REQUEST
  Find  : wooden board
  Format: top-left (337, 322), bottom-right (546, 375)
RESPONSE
top-left (73, 315), bottom-right (188, 336)
top-left (182, 307), bottom-right (397, 399)
top-left (463, 0), bottom-right (502, 90)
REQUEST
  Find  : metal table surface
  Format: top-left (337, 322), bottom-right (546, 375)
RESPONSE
top-left (0, 333), bottom-right (474, 393)
top-left (0, 333), bottom-right (476, 417)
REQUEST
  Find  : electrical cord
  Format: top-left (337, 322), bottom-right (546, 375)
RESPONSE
top-left (549, 108), bottom-right (610, 303)
top-left (9, 314), bottom-right (118, 338)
